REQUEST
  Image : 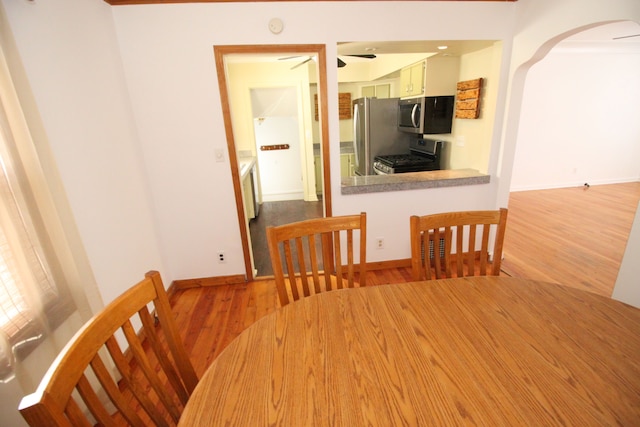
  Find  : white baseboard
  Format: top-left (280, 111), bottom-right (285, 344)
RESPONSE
top-left (510, 178), bottom-right (639, 193)
top-left (262, 191), bottom-right (305, 202)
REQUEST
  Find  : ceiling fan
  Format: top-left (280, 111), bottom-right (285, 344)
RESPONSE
top-left (337, 54), bottom-right (376, 68)
top-left (613, 33), bottom-right (640, 40)
top-left (278, 54), bottom-right (377, 69)
top-left (278, 55), bottom-right (315, 70)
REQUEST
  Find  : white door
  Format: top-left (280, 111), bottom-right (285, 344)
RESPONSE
top-left (251, 86), bottom-right (304, 202)
top-left (254, 116), bottom-right (303, 201)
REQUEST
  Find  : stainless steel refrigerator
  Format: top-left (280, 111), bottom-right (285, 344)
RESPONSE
top-left (352, 97), bottom-right (410, 176)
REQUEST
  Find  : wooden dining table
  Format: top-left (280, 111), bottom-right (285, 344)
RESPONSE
top-left (178, 276), bottom-right (640, 426)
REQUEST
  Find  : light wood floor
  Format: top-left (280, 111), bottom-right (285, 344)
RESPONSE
top-left (501, 182), bottom-right (640, 297)
top-left (170, 182), bottom-right (640, 377)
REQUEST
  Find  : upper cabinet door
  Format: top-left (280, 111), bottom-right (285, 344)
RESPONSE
top-left (400, 57), bottom-right (460, 99)
top-left (400, 61), bottom-right (425, 98)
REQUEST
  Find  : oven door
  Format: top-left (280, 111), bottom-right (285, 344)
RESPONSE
top-left (373, 166), bottom-right (389, 175)
top-left (373, 159), bottom-right (392, 175)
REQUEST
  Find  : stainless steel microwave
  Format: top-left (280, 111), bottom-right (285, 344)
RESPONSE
top-left (397, 96), bottom-right (455, 135)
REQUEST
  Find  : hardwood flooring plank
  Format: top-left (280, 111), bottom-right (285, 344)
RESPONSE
top-left (218, 285), bottom-right (252, 352)
top-left (181, 288), bottom-right (217, 353)
top-left (190, 285), bottom-right (237, 374)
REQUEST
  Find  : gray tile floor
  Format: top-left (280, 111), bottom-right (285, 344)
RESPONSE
top-left (249, 199), bottom-right (323, 277)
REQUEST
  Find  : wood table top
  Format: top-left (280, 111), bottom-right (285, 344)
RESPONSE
top-left (178, 276), bottom-right (640, 426)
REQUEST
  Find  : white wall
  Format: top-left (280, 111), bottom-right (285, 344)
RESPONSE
top-left (1, 0), bottom-right (639, 305)
top-left (0, 0), bottom-right (166, 306)
top-left (449, 42), bottom-right (503, 173)
top-left (511, 42), bottom-right (640, 191)
top-left (497, 0), bottom-right (640, 207)
top-left (499, 0), bottom-right (640, 307)
top-left (1, 1), bottom-right (167, 425)
top-left (110, 2), bottom-right (516, 271)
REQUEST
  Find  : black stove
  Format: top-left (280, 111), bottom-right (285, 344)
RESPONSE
top-left (373, 139), bottom-right (443, 175)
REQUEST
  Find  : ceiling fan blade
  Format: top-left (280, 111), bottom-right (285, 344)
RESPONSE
top-left (613, 34), bottom-right (640, 40)
top-left (279, 55), bottom-right (303, 61)
top-left (337, 54), bottom-right (376, 67)
top-left (291, 57), bottom-right (313, 70)
top-left (346, 54), bottom-right (377, 59)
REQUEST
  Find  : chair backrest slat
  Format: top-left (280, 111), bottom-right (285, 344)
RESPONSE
top-left (305, 234), bottom-right (319, 294)
top-left (294, 236), bottom-right (311, 298)
top-left (333, 229), bottom-right (343, 290)
top-left (479, 223), bottom-right (491, 275)
top-left (75, 373), bottom-right (112, 426)
top-left (267, 212), bottom-right (367, 306)
top-left (88, 348), bottom-right (143, 425)
top-left (411, 209), bottom-right (508, 281)
top-left (321, 232), bottom-right (333, 289)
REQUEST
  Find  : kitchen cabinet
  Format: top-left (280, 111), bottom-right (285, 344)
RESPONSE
top-left (400, 62), bottom-right (425, 98)
top-left (242, 174), bottom-right (255, 220)
top-left (239, 157), bottom-right (257, 220)
top-left (340, 153), bottom-right (355, 177)
top-left (400, 57), bottom-right (460, 98)
top-left (314, 155), bottom-right (322, 195)
top-left (361, 85), bottom-right (375, 98)
top-left (361, 83), bottom-right (391, 99)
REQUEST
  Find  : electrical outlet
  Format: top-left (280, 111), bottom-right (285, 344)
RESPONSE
top-left (376, 238), bottom-right (384, 249)
top-left (217, 251), bottom-right (226, 263)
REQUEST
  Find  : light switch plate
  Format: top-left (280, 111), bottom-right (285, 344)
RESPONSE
top-left (215, 148), bottom-right (225, 162)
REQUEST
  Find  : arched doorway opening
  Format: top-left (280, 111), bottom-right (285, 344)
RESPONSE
top-left (500, 20), bottom-right (640, 296)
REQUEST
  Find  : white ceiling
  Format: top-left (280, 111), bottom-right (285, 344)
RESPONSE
top-left (556, 21), bottom-right (640, 53)
top-left (337, 40), bottom-right (497, 57)
top-left (224, 40), bottom-right (497, 65)
top-left (225, 21), bottom-right (640, 65)
top-left (565, 21), bottom-right (640, 41)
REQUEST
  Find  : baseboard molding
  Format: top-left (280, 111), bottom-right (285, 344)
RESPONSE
top-left (261, 192), bottom-right (305, 202)
top-left (172, 274), bottom-right (246, 290)
top-left (169, 259), bottom-right (412, 292)
top-left (510, 178), bottom-right (640, 192)
top-left (367, 258), bottom-right (411, 270)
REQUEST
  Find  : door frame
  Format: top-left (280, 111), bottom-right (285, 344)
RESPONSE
top-left (213, 44), bottom-right (332, 281)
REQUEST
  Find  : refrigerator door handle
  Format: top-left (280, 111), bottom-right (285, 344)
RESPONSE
top-left (352, 103), bottom-right (360, 168)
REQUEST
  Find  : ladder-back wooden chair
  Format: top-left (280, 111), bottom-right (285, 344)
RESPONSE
top-left (410, 208), bottom-right (508, 281)
top-left (266, 212), bottom-right (367, 306)
top-left (19, 270), bottom-right (198, 427)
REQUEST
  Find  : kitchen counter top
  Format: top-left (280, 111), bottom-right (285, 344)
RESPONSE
top-left (340, 141), bottom-right (354, 154)
top-left (314, 142), bottom-right (354, 156)
top-left (341, 168), bottom-right (490, 195)
top-left (238, 156), bottom-right (256, 181)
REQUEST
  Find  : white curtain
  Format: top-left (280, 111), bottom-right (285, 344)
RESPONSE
top-left (0, 39), bottom-right (93, 425)
top-left (0, 116), bottom-right (61, 381)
